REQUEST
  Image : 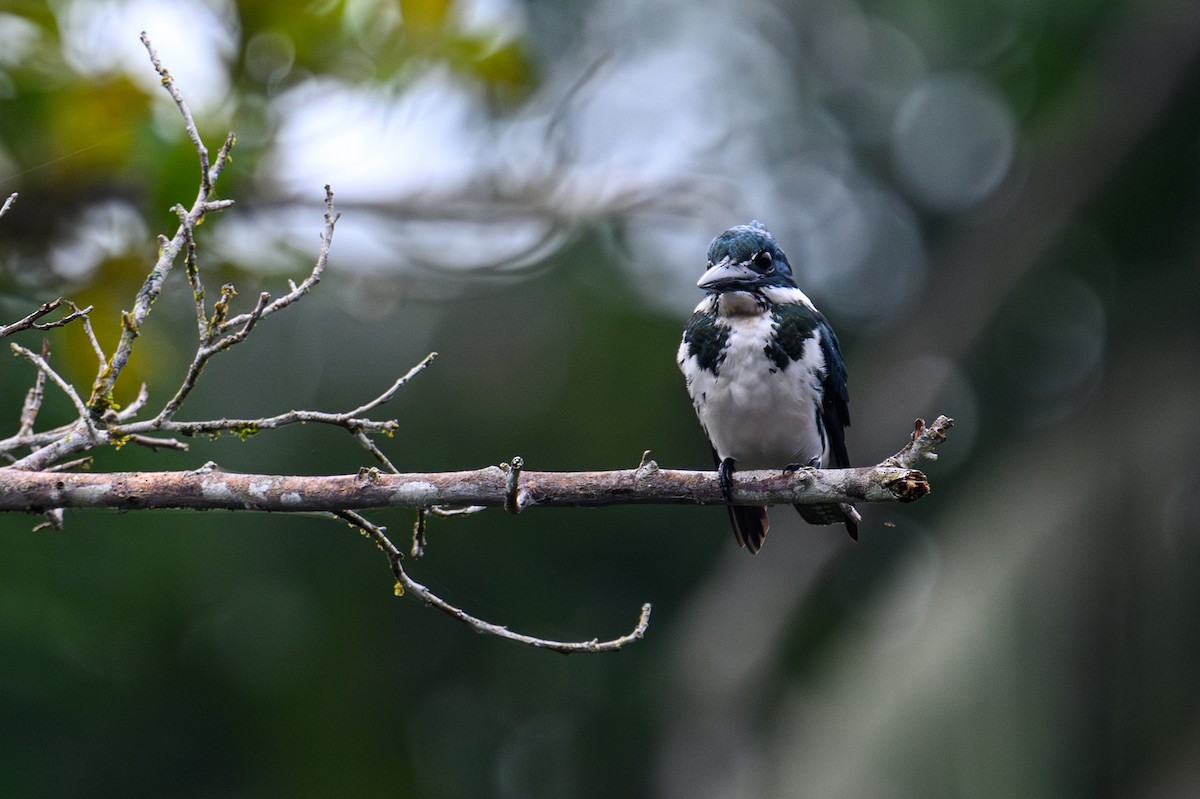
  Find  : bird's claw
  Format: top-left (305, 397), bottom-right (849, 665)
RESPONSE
top-left (718, 457), bottom-right (736, 503)
top-left (784, 455), bottom-right (821, 476)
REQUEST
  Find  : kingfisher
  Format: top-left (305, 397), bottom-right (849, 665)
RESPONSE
top-left (677, 221), bottom-right (859, 553)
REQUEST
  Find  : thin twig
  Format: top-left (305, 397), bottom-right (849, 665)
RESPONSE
top-left (0, 423), bottom-right (74, 454)
top-left (136, 353), bottom-right (434, 439)
top-left (182, 215), bottom-right (207, 339)
top-left (334, 510), bottom-right (651, 654)
top-left (353, 430), bottom-right (399, 472)
top-left (220, 185), bottom-right (339, 331)
top-left (68, 302), bottom-right (107, 373)
top-left (140, 31), bottom-right (209, 194)
top-left (17, 349), bottom-right (47, 437)
top-left (10, 343), bottom-right (92, 421)
top-left (0, 299), bottom-right (93, 339)
top-left (886, 416), bottom-right (955, 470)
top-left (131, 406), bottom-right (399, 439)
top-left (6, 421), bottom-right (108, 471)
top-left (412, 508), bottom-right (427, 557)
top-left (110, 384), bottom-right (150, 422)
top-left (89, 36), bottom-right (237, 418)
top-left (150, 190), bottom-right (342, 427)
top-left (6, 343), bottom-right (106, 470)
top-left (154, 289), bottom-right (267, 424)
top-left (42, 457), bottom-right (93, 473)
top-left (212, 133), bottom-right (236, 186)
top-left (117, 433), bottom-right (189, 453)
top-left (343, 352), bottom-right (437, 417)
top-left (428, 505), bottom-right (489, 517)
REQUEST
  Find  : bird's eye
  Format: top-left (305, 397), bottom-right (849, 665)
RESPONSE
top-left (754, 251), bottom-right (773, 272)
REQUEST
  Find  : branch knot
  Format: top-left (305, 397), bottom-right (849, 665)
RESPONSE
top-left (884, 470), bottom-right (931, 502)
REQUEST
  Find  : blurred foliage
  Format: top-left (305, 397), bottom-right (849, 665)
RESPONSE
top-left (0, 0), bottom-right (532, 250)
top-left (4, 0), bottom-right (1200, 797)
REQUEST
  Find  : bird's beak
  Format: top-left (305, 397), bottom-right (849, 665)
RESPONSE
top-left (697, 258), bottom-right (758, 290)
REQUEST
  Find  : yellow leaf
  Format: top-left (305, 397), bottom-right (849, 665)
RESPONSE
top-left (399, 0), bottom-right (452, 32)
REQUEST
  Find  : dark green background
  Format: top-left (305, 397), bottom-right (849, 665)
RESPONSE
top-left (3, 0), bottom-right (1200, 796)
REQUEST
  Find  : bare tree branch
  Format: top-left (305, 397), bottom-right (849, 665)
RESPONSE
top-left (0, 33), bottom-right (667, 656)
top-left (5, 422), bottom-right (109, 472)
top-left (87, 35), bottom-right (236, 420)
top-left (0, 417), bottom-right (951, 512)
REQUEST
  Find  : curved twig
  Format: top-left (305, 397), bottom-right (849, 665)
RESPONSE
top-left (334, 510), bottom-right (651, 653)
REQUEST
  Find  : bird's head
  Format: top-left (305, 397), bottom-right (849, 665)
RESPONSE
top-left (697, 221), bottom-right (797, 292)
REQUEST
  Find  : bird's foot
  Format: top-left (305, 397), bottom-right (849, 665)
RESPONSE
top-left (718, 457), bottom-right (736, 503)
top-left (783, 456), bottom-right (821, 475)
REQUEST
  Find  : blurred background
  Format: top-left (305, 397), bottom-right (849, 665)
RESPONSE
top-left (1, 0), bottom-right (1199, 795)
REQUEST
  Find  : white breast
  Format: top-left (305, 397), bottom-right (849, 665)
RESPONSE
top-left (679, 292), bottom-right (829, 470)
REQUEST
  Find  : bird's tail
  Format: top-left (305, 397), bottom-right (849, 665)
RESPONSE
top-left (795, 503), bottom-right (861, 541)
top-left (729, 505), bottom-right (769, 554)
